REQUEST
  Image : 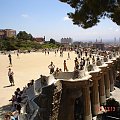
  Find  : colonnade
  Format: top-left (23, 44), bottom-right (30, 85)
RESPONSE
top-left (52, 57), bottom-right (119, 120)
top-left (87, 57), bottom-right (118, 119)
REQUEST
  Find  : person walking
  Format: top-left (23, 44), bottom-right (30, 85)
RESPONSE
top-left (17, 52), bottom-right (20, 59)
top-left (64, 60), bottom-right (68, 72)
top-left (8, 54), bottom-right (12, 66)
top-left (67, 52), bottom-right (70, 60)
top-left (8, 68), bottom-right (15, 86)
top-left (48, 62), bottom-right (55, 74)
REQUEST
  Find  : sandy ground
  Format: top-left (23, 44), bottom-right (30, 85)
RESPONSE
top-left (0, 51), bottom-right (77, 107)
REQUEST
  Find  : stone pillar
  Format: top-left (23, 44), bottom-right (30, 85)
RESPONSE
top-left (83, 86), bottom-right (92, 120)
top-left (60, 89), bottom-right (82, 120)
top-left (104, 70), bottom-right (110, 98)
top-left (91, 80), bottom-right (100, 115)
top-left (109, 68), bottom-right (114, 92)
top-left (65, 97), bottom-right (75, 120)
top-left (112, 63), bottom-right (117, 83)
top-left (99, 73), bottom-right (106, 105)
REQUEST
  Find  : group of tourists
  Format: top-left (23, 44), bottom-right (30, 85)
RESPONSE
top-left (4, 111), bottom-right (19, 120)
top-left (7, 52), bottom-right (20, 86)
top-left (4, 48), bottom-right (95, 119)
top-left (47, 48), bottom-right (96, 76)
top-left (4, 79), bottom-right (34, 120)
top-left (4, 88), bottom-right (22, 120)
top-left (48, 60), bottom-right (69, 75)
top-left (43, 49), bottom-right (59, 56)
top-left (7, 48), bottom-right (94, 87)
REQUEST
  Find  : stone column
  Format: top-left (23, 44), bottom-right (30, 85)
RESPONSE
top-left (83, 86), bottom-right (92, 120)
top-left (109, 68), bottom-right (114, 92)
top-left (65, 97), bottom-right (75, 120)
top-left (91, 79), bottom-right (100, 115)
top-left (99, 73), bottom-right (106, 105)
top-left (60, 89), bottom-right (82, 120)
top-left (104, 69), bottom-right (110, 98)
top-left (112, 63), bottom-right (117, 83)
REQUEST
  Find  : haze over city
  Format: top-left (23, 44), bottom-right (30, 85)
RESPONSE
top-left (0, 0), bottom-right (120, 42)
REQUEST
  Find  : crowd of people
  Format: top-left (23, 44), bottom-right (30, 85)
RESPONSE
top-left (4, 80), bottom-right (34, 120)
top-left (47, 48), bottom-right (95, 75)
top-left (2, 47), bottom-right (118, 120)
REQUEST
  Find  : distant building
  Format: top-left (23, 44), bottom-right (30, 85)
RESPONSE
top-left (73, 41), bottom-right (80, 47)
top-left (73, 41), bottom-right (93, 48)
top-left (60, 38), bottom-right (72, 50)
top-left (61, 37), bottom-right (72, 45)
top-left (0, 29), bottom-right (16, 38)
top-left (93, 40), bottom-right (105, 50)
top-left (34, 37), bottom-right (45, 44)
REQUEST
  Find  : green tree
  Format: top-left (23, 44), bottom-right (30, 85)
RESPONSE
top-left (28, 34), bottom-right (34, 40)
top-left (17, 31), bottom-right (33, 40)
top-left (1, 38), bottom-right (17, 51)
top-left (59, 0), bottom-right (120, 28)
top-left (50, 38), bottom-right (56, 44)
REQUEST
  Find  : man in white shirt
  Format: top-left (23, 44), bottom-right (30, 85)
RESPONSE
top-left (48, 62), bottom-right (55, 74)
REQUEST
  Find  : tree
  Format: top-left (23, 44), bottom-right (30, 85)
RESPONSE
top-left (59, 0), bottom-right (120, 28)
top-left (1, 38), bottom-right (17, 51)
top-left (17, 31), bottom-right (33, 40)
top-left (50, 38), bottom-right (56, 44)
top-left (28, 34), bottom-right (34, 40)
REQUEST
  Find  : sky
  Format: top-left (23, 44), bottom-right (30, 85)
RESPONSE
top-left (0, 0), bottom-right (120, 42)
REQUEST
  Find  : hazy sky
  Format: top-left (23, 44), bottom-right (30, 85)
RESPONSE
top-left (0, 0), bottom-right (120, 42)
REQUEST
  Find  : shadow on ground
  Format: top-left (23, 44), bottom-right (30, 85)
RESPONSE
top-left (0, 104), bottom-right (12, 119)
top-left (3, 85), bottom-right (12, 88)
top-left (114, 80), bottom-right (120, 88)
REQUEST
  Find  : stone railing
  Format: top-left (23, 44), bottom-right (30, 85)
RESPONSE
top-left (19, 75), bottom-right (49, 120)
top-left (49, 81), bottom-right (62, 120)
top-left (19, 86), bottom-right (39, 120)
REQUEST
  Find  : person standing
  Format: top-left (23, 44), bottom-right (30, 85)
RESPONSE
top-left (60, 51), bottom-right (62, 57)
top-left (67, 52), bottom-right (70, 60)
top-left (48, 62), bottom-right (55, 74)
top-left (92, 56), bottom-right (95, 64)
top-left (8, 68), bottom-right (15, 86)
top-left (80, 58), bottom-right (83, 70)
top-left (48, 51), bottom-right (49, 55)
top-left (78, 53), bottom-right (81, 59)
top-left (17, 52), bottom-right (19, 59)
top-left (45, 49), bottom-right (46, 55)
top-left (54, 67), bottom-right (60, 77)
top-left (85, 51), bottom-right (87, 57)
top-left (55, 50), bottom-right (57, 56)
top-left (8, 54), bottom-right (12, 66)
top-left (64, 60), bottom-right (68, 72)
top-left (74, 57), bottom-right (79, 70)
top-left (80, 50), bottom-right (82, 57)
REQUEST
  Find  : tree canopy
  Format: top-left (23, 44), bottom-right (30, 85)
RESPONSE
top-left (50, 38), bottom-right (56, 44)
top-left (0, 32), bottom-right (60, 51)
top-left (17, 31), bottom-right (33, 40)
top-left (59, 0), bottom-right (120, 28)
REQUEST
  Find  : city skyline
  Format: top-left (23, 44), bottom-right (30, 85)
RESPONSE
top-left (0, 0), bottom-right (120, 42)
